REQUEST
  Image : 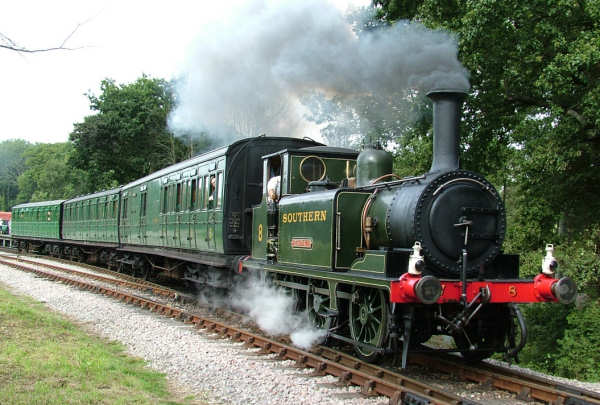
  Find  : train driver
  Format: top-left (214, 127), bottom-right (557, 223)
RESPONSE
top-left (267, 175), bottom-right (281, 203)
top-left (267, 155), bottom-right (281, 203)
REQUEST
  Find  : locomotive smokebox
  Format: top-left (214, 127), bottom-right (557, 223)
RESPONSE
top-left (365, 89), bottom-right (506, 276)
top-left (427, 90), bottom-right (466, 173)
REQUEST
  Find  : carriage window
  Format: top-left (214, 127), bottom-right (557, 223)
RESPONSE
top-left (204, 175), bottom-right (214, 209)
top-left (122, 198), bottom-right (128, 219)
top-left (140, 192), bottom-right (147, 217)
top-left (216, 172), bottom-right (223, 209)
top-left (199, 177), bottom-right (205, 209)
top-left (166, 185), bottom-right (171, 212)
top-left (190, 178), bottom-right (197, 210)
top-left (162, 186), bottom-right (168, 213)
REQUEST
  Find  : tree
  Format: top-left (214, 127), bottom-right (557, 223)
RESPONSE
top-left (69, 76), bottom-right (190, 192)
top-left (16, 143), bottom-right (87, 203)
top-left (372, 0), bottom-right (600, 243)
top-left (0, 140), bottom-right (32, 210)
top-left (372, 0), bottom-right (600, 379)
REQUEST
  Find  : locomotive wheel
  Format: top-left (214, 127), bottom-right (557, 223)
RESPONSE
top-left (349, 287), bottom-right (388, 362)
top-left (306, 280), bottom-right (333, 330)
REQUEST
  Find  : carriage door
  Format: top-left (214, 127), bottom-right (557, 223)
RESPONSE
top-left (174, 181), bottom-right (183, 248)
top-left (139, 186), bottom-right (147, 244)
top-left (187, 177), bottom-right (198, 249)
top-left (160, 179), bottom-right (169, 246)
top-left (206, 172), bottom-right (217, 250)
top-left (121, 196), bottom-right (129, 244)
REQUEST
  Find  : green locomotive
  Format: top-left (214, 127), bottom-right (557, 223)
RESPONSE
top-left (10, 91), bottom-right (576, 366)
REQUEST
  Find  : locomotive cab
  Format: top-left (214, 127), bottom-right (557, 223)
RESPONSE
top-left (251, 146), bottom-right (358, 261)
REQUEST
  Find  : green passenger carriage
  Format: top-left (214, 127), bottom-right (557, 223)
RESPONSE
top-left (60, 189), bottom-right (121, 261)
top-left (63, 189), bottom-right (121, 245)
top-left (11, 200), bottom-right (63, 243)
top-left (114, 136), bottom-right (321, 281)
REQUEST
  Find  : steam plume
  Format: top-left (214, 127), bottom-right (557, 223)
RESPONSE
top-left (230, 277), bottom-right (326, 350)
top-left (169, 0), bottom-right (469, 144)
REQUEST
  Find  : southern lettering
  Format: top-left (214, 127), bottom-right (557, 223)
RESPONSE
top-left (281, 210), bottom-right (327, 224)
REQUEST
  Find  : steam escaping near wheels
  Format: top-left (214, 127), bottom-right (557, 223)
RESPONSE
top-left (228, 275), bottom-right (327, 350)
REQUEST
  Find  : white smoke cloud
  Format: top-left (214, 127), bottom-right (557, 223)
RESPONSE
top-left (229, 276), bottom-right (326, 350)
top-left (169, 0), bottom-right (469, 143)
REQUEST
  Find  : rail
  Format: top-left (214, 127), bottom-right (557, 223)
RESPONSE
top-left (0, 256), bottom-right (476, 405)
top-left (5, 252), bottom-right (598, 405)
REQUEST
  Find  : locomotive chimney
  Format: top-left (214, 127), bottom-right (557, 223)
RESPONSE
top-left (427, 89), bottom-right (467, 173)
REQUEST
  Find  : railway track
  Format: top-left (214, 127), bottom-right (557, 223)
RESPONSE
top-left (0, 254), bottom-right (179, 300)
top-left (409, 353), bottom-right (600, 405)
top-left (1, 252), bottom-right (598, 405)
top-left (0, 252), bottom-right (476, 405)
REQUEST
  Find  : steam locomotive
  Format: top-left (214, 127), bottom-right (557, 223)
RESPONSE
top-left (11, 90), bottom-right (576, 366)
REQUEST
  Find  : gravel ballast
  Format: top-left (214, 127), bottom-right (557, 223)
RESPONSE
top-left (2, 261), bottom-right (599, 404)
top-left (0, 264), bottom-right (384, 405)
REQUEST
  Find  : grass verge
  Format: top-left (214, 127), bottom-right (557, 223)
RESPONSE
top-left (0, 285), bottom-right (204, 404)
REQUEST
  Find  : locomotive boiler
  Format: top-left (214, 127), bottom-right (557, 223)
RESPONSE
top-left (361, 91), bottom-right (505, 278)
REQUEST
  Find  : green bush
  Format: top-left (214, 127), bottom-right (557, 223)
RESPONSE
top-left (518, 303), bottom-right (571, 374)
top-left (515, 236), bottom-right (599, 380)
top-left (555, 301), bottom-right (600, 381)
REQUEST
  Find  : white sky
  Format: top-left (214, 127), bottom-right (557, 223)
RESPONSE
top-left (0, 0), bottom-right (370, 144)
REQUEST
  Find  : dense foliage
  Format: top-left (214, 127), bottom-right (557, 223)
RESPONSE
top-left (372, 0), bottom-right (600, 380)
top-left (16, 143), bottom-right (88, 203)
top-left (0, 140), bottom-right (31, 211)
top-left (69, 76), bottom-right (192, 192)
